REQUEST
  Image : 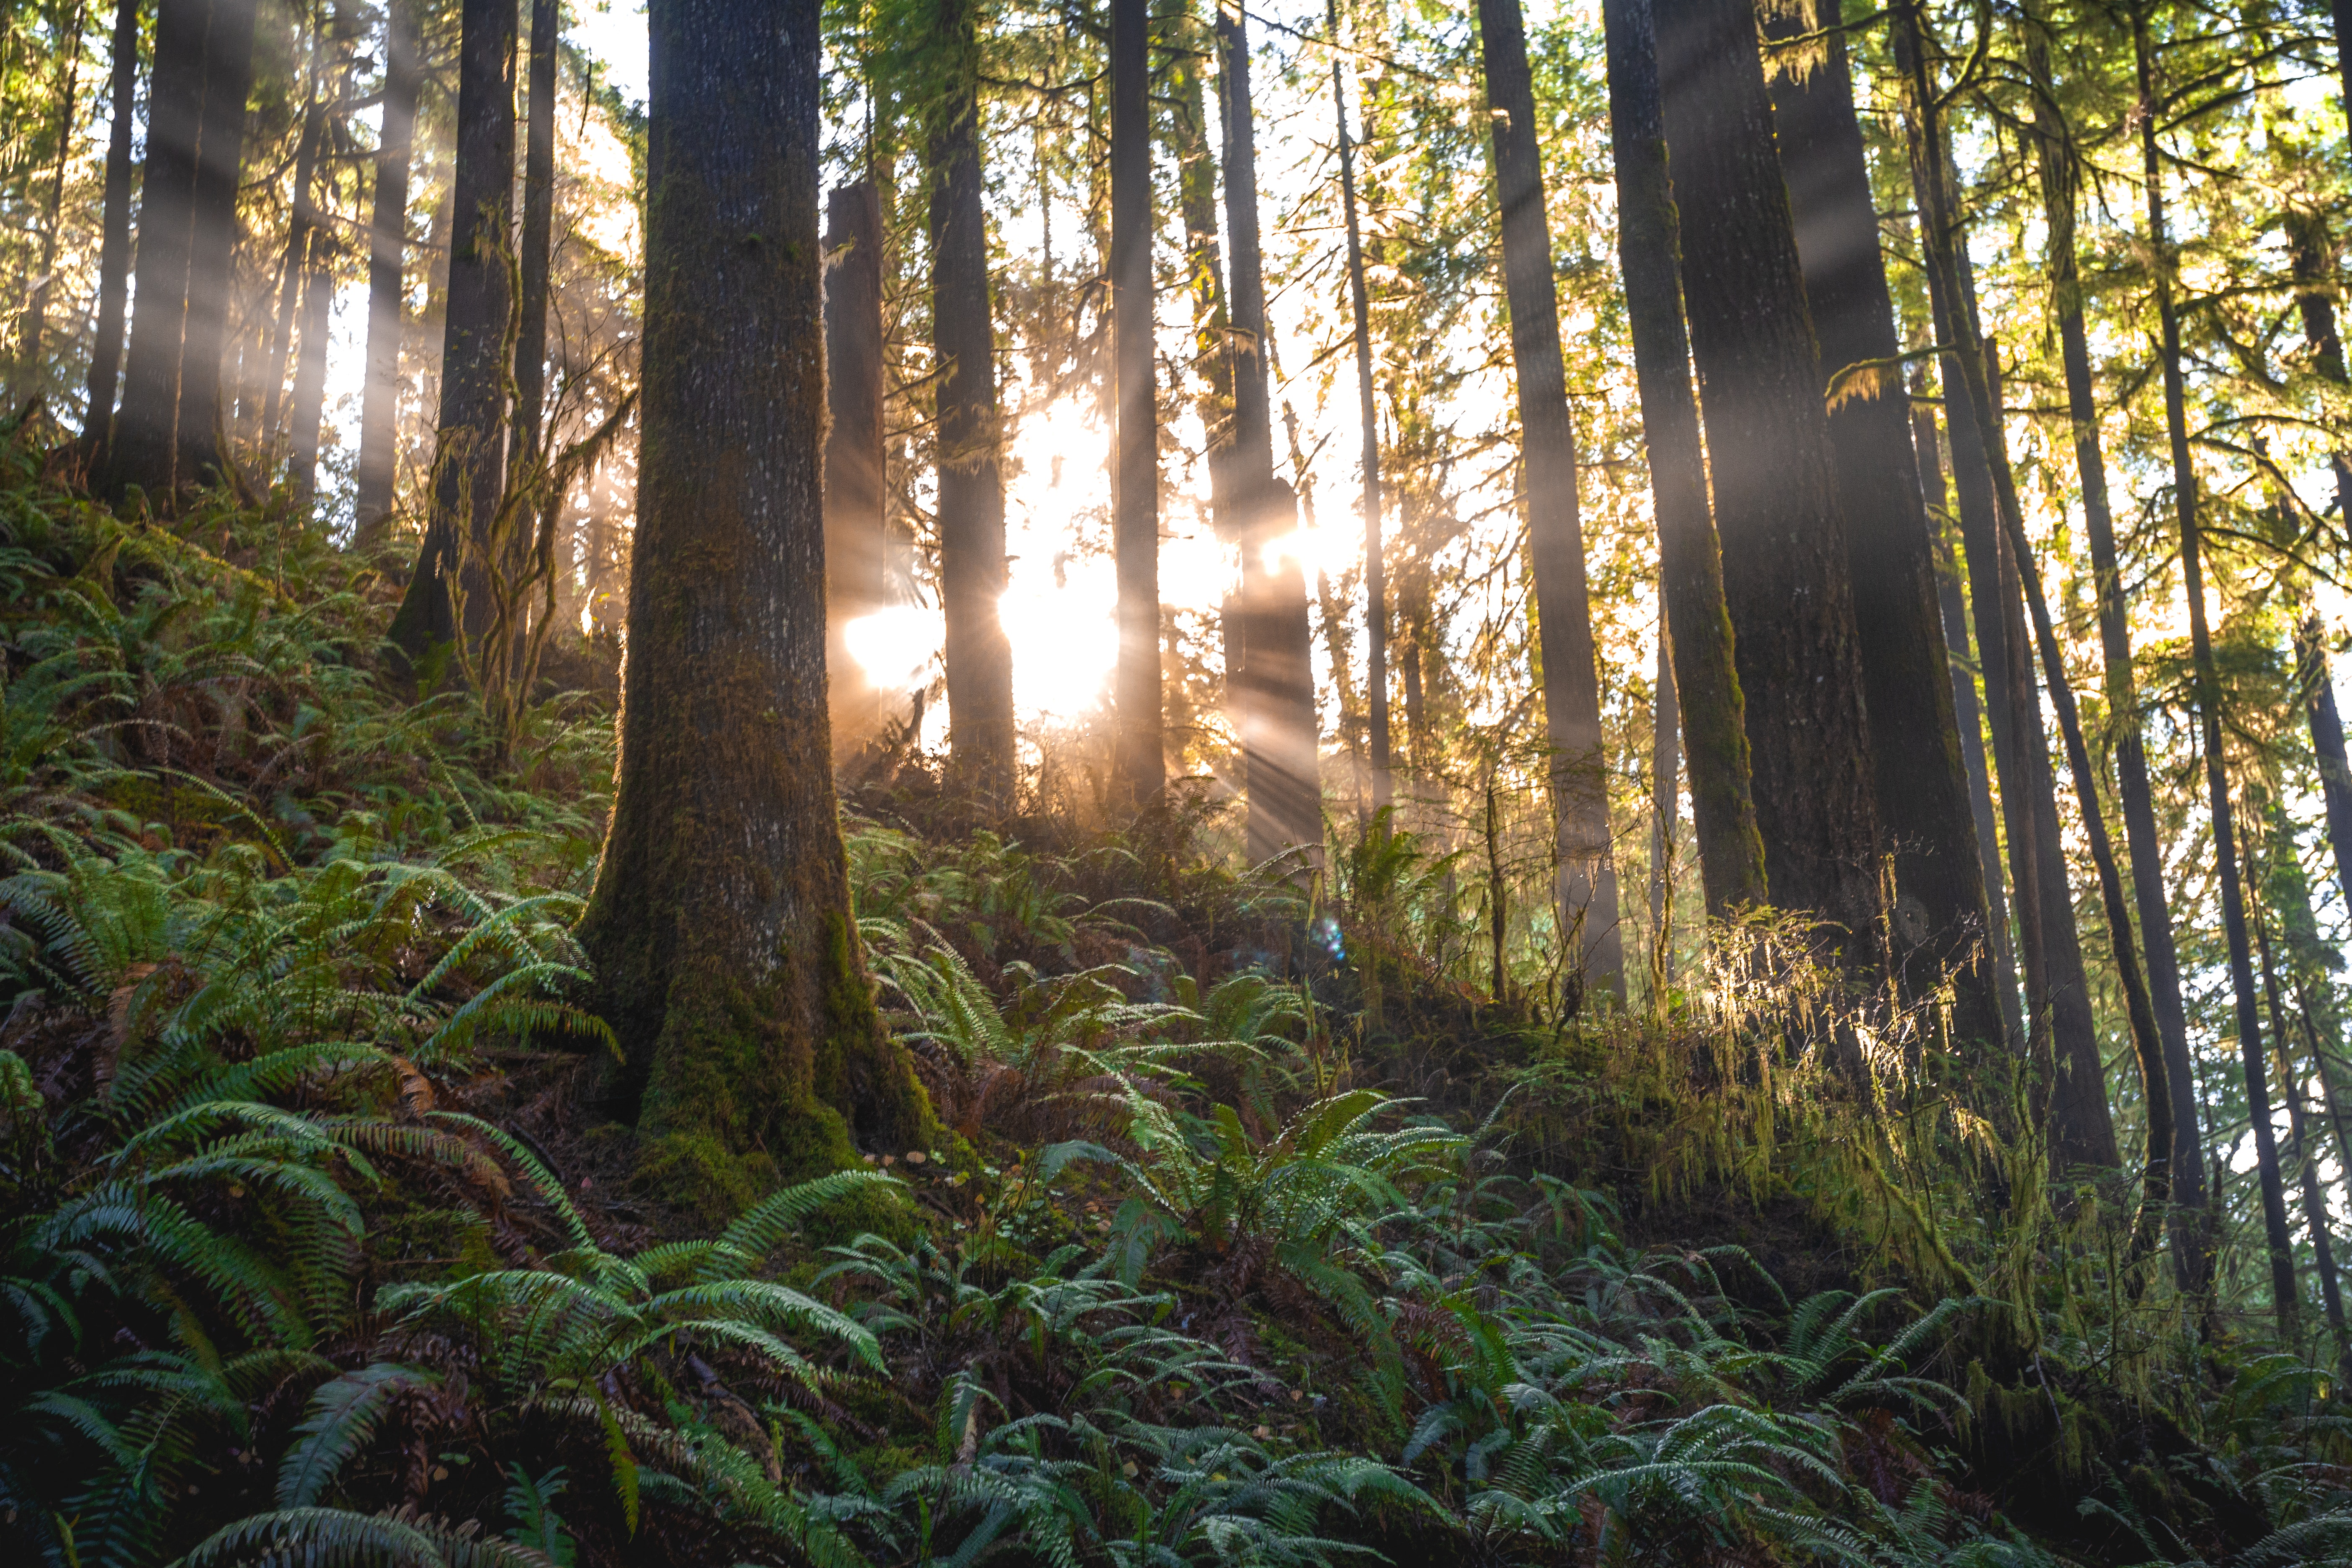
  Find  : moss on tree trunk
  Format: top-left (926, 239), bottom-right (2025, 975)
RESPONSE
top-left (579, 0), bottom-right (934, 1217)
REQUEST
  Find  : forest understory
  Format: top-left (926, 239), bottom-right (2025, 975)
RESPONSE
top-left (0, 426), bottom-right (2346, 1568)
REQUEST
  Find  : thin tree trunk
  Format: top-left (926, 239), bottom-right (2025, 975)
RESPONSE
top-left (578, 0), bottom-right (932, 1199)
top-left (1651, 616), bottom-right (1678, 990)
top-left (2260, 874), bottom-right (2348, 1356)
top-left (2133, 1), bottom-right (2293, 1324)
top-left (2024, 16), bottom-right (2203, 1230)
top-left (354, 0), bottom-right (420, 545)
top-left (1329, 17), bottom-right (1388, 814)
top-left (389, 0), bottom-right (518, 665)
top-left (12, 0), bottom-right (87, 408)
top-left (1479, 0), bottom-right (1620, 999)
top-left (1892, 5), bottom-right (2117, 1166)
top-left (287, 235), bottom-right (333, 502)
top-left (1110, 0), bottom-right (1162, 806)
top-left (81, 0), bottom-right (141, 444)
top-left (2300, 619), bottom-right (2352, 923)
top-left (1654, 0), bottom-right (1884, 977)
top-left (929, 0), bottom-right (1013, 802)
top-left (1216, 4), bottom-right (1318, 861)
top-left (262, 73), bottom-right (329, 449)
top-left (1599, 0), bottom-right (1765, 918)
top-left (104, 0), bottom-right (259, 502)
top-left (1914, 405), bottom-right (2026, 1051)
top-left (2286, 216), bottom-right (2352, 522)
top-left (1764, 0), bottom-right (1999, 1047)
top-left (825, 179), bottom-right (886, 749)
top-left (513, 0), bottom-right (556, 457)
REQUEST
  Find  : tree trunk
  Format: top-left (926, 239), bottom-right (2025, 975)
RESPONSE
top-left (1480, 0), bottom-right (1621, 999)
top-left (1890, 5), bottom-right (2115, 1166)
top-left (825, 179), bottom-right (887, 753)
top-left (1913, 405), bottom-right (2026, 1051)
top-left (1764, 0), bottom-right (1998, 1047)
top-left (12, 1), bottom-right (86, 408)
top-left (354, 0), bottom-right (420, 545)
top-left (2300, 620), bottom-right (2352, 924)
top-left (1650, 615), bottom-right (1679, 988)
top-left (262, 75), bottom-right (329, 450)
top-left (1598, 0), bottom-right (1765, 918)
top-left (1331, 13), bottom-right (1389, 814)
top-left (287, 238), bottom-right (334, 502)
top-left (514, 0), bottom-right (557, 458)
top-left (2260, 882), bottom-right (2347, 1356)
top-left (929, 0), bottom-right (1013, 803)
top-left (2133, 1), bottom-right (2293, 1323)
top-left (389, 0), bottom-right (517, 666)
top-left (1110, 0), bottom-right (1162, 806)
top-left (81, 0), bottom-right (141, 444)
top-left (578, 0), bottom-right (933, 1214)
top-left (1653, 0), bottom-right (1883, 976)
top-left (103, 0), bottom-right (259, 502)
top-left (2024, 17), bottom-right (2205, 1226)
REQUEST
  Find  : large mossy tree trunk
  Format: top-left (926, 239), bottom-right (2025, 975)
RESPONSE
top-left (580, 0), bottom-right (934, 1215)
top-left (80, 0), bottom-right (141, 445)
top-left (1218, 0), bottom-right (1320, 861)
top-left (825, 179), bottom-right (887, 756)
top-left (1479, 0), bottom-right (1621, 1000)
top-left (1110, 0), bottom-right (1163, 806)
top-left (1764, 0), bottom-right (1999, 1051)
top-left (389, 0), bottom-right (517, 667)
top-left (2024, 13), bottom-right (2205, 1234)
top-left (102, 0), bottom-right (258, 503)
top-left (354, 0), bottom-right (420, 546)
top-left (1654, 0), bottom-right (1885, 976)
top-left (1599, 0), bottom-right (1765, 919)
top-left (928, 0), bottom-right (1014, 805)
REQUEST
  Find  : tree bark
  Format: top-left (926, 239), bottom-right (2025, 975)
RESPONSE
top-left (288, 237), bottom-right (334, 502)
top-left (1219, 0), bottom-right (1320, 861)
top-left (354, 0), bottom-right (420, 545)
top-left (2133, 1), bottom-right (2293, 1321)
top-left (1914, 405), bottom-right (2026, 1051)
top-left (824, 179), bottom-right (886, 750)
top-left (389, 0), bottom-right (517, 666)
top-left (12, 0), bottom-right (86, 408)
top-left (1599, 0), bottom-right (1765, 918)
top-left (2259, 885), bottom-right (2347, 1355)
top-left (2024, 17), bottom-right (2204, 1227)
top-left (1764, 0), bottom-right (1998, 1047)
top-left (1480, 0), bottom-right (1621, 999)
top-left (81, 0), bottom-right (141, 444)
top-left (103, 0), bottom-right (259, 503)
top-left (1110, 0), bottom-right (1163, 806)
top-left (1650, 614), bottom-right (1679, 988)
top-left (1331, 12), bottom-right (1389, 813)
top-left (514, 0), bottom-right (557, 458)
top-left (579, 0), bottom-right (933, 1213)
top-left (928, 0), bottom-right (1014, 802)
top-left (261, 75), bottom-right (329, 449)
top-left (1654, 0), bottom-right (1883, 975)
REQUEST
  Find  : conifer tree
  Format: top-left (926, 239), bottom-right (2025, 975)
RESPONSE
top-left (80, 0), bottom-right (140, 444)
top-left (355, 0), bottom-right (421, 543)
top-left (1110, 0), bottom-right (1162, 805)
top-left (825, 178), bottom-right (887, 748)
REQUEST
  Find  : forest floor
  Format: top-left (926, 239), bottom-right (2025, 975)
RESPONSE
top-left (0, 424), bottom-right (2347, 1566)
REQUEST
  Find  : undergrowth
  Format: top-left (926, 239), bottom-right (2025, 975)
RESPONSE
top-left (0, 428), bottom-right (2346, 1565)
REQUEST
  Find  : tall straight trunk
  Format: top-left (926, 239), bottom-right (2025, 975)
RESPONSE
top-left (1331, 15), bottom-right (1390, 812)
top-left (577, 0), bottom-right (932, 1207)
top-left (1650, 618), bottom-right (1679, 987)
top-left (353, 0), bottom-right (420, 544)
top-left (81, 0), bottom-right (141, 442)
top-left (389, 0), bottom-right (518, 664)
top-left (2133, 3), bottom-right (2292, 1317)
top-left (287, 237), bottom-right (333, 500)
top-left (2286, 216), bottom-right (2352, 522)
top-left (1223, 2), bottom-right (1319, 859)
top-left (1479, 0), bottom-right (1621, 999)
top-left (1175, 35), bottom-right (1231, 535)
top-left (1764, 0), bottom-right (1997, 1046)
top-left (262, 77), bottom-right (329, 446)
top-left (1891, 6), bottom-right (2116, 1167)
top-left (1653, 0), bottom-right (1884, 974)
top-left (514, 0), bottom-right (557, 457)
top-left (103, 0), bottom-right (259, 501)
top-left (2024, 18), bottom-right (2204, 1220)
top-left (1914, 404), bottom-right (2026, 1050)
top-left (1110, 0), bottom-right (1162, 805)
top-left (2300, 619), bottom-right (2352, 923)
top-left (12, 1), bottom-right (87, 407)
top-left (824, 179), bottom-right (886, 746)
top-left (1599, 0), bottom-right (1765, 917)
top-left (928, 0), bottom-right (1013, 801)
top-left (2260, 884), bottom-right (2348, 1355)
